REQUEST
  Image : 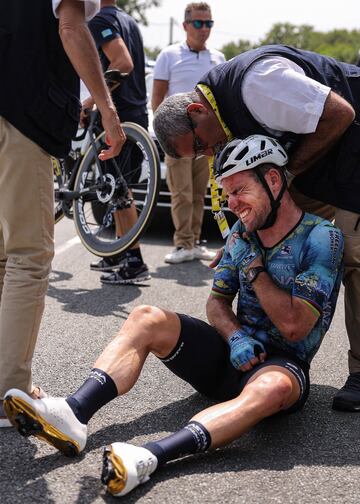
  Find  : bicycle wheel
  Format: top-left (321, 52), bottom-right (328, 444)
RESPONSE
top-left (73, 122), bottom-right (160, 257)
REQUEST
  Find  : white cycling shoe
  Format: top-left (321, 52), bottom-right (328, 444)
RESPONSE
top-left (3, 388), bottom-right (87, 456)
top-left (102, 442), bottom-right (158, 497)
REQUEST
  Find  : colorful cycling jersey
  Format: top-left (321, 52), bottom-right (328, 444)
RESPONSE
top-left (212, 213), bottom-right (344, 363)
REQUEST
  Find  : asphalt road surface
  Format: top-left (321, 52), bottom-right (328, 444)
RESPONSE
top-left (1, 210), bottom-right (359, 504)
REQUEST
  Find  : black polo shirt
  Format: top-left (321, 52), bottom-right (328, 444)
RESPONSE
top-left (88, 5), bottom-right (147, 119)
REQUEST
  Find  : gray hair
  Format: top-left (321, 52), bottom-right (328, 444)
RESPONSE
top-left (153, 91), bottom-right (199, 158)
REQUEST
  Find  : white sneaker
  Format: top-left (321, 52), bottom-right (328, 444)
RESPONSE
top-left (102, 442), bottom-right (158, 497)
top-left (194, 243), bottom-right (216, 261)
top-left (3, 388), bottom-right (87, 456)
top-left (164, 247), bottom-right (194, 264)
top-left (0, 386), bottom-right (48, 428)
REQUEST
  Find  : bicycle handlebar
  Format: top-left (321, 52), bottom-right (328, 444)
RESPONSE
top-left (104, 69), bottom-right (129, 91)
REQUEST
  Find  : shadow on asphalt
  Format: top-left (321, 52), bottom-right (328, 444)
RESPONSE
top-left (151, 261), bottom-right (214, 286)
top-left (142, 206), bottom-right (227, 248)
top-left (48, 270), bottom-right (144, 319)
top-left (2, 384), bottom-right (359, 503)
top-left (47, 258), bottom-right (215, 317)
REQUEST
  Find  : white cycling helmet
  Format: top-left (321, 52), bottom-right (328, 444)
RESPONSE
top-left (214, 134), bottom-right (288, 185)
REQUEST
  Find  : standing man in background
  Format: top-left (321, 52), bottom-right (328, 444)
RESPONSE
top-left (86, 0), bottom-right (151, 285)
top-left (152, 2), bottom-right (225, 264)
top-left (0, 0), bottom-right (124, 427)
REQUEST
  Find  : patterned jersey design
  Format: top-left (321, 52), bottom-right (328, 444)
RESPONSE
top-left (212, 213), bottom-right (344, 363)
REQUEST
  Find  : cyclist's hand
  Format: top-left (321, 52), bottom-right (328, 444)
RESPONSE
top-left (99, 107), bottom-right (126, 160)
top-left (228, 231), bottom-right (262, 273)
top-left (228, 329), bottom-right (266, 372)
top-left (209, 247), bottom-right (224, 269)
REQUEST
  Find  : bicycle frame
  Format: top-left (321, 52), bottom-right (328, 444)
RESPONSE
top-left (54, 109), bottom-right (131, 214)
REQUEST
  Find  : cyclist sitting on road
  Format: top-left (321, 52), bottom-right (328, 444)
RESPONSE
top-left (4, 135), bottom-right (344, 497)
top-left (85, 0), bottom-right (150, 285)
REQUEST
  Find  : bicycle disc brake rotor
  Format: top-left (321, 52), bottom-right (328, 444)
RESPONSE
top-left (96, 173), bottom-right (116, 203)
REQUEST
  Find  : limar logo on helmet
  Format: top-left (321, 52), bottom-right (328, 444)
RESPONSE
top-left (245, 148), bottom-right (273, 166)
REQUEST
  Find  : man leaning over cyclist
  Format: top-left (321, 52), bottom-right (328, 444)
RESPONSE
top-left (4, 135), bottom-right (344, 497)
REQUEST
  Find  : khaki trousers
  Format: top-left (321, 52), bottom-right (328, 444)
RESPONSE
top-left (290, 184), bottom-right (360, 373)
top-left (0, 118), bottom-right (54, 397)
top-left (165, 154), bottom-right (209, 249)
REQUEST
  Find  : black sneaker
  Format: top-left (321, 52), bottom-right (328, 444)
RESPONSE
top-left (90, 255), bottom-right (125, 272)
top-left (101, 263), bottom-right (151, 285)
top-left (332, 372), bottom-right (360, 411)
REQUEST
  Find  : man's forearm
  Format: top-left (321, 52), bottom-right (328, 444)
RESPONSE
top-left (151, 80), bottom-right (169, 112)
top-left (250, 272), bottom-right (316, 341)
top-left (58, 1), bottom-right (114, 117)
top-left (287, 90), bottom-right (355, 177)
top-left (206, 295), bottom-right (241, 341)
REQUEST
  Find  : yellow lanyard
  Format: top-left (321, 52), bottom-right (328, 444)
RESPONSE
top-left (196, 83), bottom-right (233, 238)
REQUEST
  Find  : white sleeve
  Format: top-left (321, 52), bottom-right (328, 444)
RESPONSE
top-left (242, 56), bottom-right (331, 134)
top-left (52, 0), bottom-right (100, 21)
top-left (153, 50), bottom-right (171, 81)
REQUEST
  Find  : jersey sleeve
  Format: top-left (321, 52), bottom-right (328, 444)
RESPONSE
top-left (88, 13), bottom-right (120, 48)
top-left (242, 56), bottom-right (331, 134)
top-left (293, 223), bottom-right (344, 315)
top-left (211, 223), bottom-right (242, 299)
top-left (53, 0), bottom-right (100, 21)
top-left (153, 50), bottom-right (170, 81)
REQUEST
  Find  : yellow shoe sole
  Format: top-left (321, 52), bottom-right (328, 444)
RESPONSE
top-left (102, 445), bottom-right (128, 495)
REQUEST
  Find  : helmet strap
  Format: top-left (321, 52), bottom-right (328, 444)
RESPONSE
top-left (253, 167), bottom-right (287, 230)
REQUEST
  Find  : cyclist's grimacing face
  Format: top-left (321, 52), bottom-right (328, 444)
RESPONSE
top-left (222, 171), bottom-right (271, 232)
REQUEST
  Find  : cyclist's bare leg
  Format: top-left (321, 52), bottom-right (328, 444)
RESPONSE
top-left (191, 366), bottom-right (300, 448)
top-left (93, 305), bottom-right (181, 394)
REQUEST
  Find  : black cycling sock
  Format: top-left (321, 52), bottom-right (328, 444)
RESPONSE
top-left (143, 421), bottom-right (211, 467)
top-left (66, 368), bottom-right (118, 424)
top-left (126, 248), bottom-right (144, 266)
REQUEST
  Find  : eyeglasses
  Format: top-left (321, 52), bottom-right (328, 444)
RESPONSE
top-left (187, 113), bottom-right (207, 157)
top-left (186, 19), bottom-right (214, 29)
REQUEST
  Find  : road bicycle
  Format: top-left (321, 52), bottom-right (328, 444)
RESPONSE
top-left (54, 71), bottom-right (160, 257)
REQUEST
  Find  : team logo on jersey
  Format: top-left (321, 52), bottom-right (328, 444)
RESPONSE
top-left (101, 28), bottom-right (113, 39)
top-left (280, 245), bottom-right (292, 256)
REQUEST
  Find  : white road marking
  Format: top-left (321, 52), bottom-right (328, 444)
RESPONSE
top-left (55, 236), bottom-right (81, 255)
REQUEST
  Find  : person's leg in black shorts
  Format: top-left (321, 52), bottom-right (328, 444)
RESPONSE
top-left (4, 304), bottom-right (309, 496)
top-left (97, 311), bottom-right (310, 496)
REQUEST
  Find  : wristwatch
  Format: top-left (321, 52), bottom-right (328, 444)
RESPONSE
top-left (246, 266), bottom-right (266, 284)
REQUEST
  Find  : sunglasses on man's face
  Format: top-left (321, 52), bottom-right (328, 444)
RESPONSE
top-left (187, 113), bottom-right (207, 157)
top-left (187, 19), bottom-right (214, 29)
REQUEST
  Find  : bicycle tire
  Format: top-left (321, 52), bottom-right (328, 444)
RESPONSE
top-left (73, 122), bottom-right (160, 257)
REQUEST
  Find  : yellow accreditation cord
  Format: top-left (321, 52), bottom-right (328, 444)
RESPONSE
top-left (196, 84), bottom-right (233, 239)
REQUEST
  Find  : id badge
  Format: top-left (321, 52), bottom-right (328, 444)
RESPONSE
top-left (214, 210), bottom-right (230, 239)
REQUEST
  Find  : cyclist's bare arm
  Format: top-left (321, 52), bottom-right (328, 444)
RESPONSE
top-left (57, 0), bottom-right (125, 159)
